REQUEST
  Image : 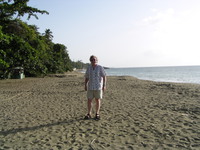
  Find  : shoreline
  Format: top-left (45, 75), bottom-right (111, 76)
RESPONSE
top-left (0, 73), bottom-right (200, 149)
top-left (105, 66), bottom-right (200, 85)
top-left (76, 69), bottom-right (200, 85)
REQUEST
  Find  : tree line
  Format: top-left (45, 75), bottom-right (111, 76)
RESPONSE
top-left (0, 0), bottom-right (87, 79)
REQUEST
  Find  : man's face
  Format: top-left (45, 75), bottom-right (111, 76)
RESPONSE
top-left (90, 57), bottom-right (97, 65)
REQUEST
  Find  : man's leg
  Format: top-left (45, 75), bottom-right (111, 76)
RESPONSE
top-left (87, 99), bottom-right (93, 115)
top-left (95, 99), bottom-right (101, 115)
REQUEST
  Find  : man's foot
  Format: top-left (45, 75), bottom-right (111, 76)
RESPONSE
top-left (95, 114), bottom-right (100, 120)
top-left (84, 114), bottom-right (91, 120)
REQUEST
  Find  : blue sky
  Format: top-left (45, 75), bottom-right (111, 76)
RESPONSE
top-left (24, 0), bottom-right (200, 67)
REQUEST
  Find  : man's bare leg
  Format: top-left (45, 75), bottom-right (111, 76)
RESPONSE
top-left (95, 99), bottom-right (101, 115)
top-left (87, 99), bottom-right (93, 115)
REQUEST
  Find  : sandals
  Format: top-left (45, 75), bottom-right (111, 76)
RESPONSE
top-left (95, 114), bottom-right (100, 120)
top-left (84, 114), bottom-right (91, 120)
top-left (84, 114), bottom-right (100, 120)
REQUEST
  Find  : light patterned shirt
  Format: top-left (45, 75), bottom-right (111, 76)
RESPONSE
top-left (85, 65), bottom-right (106, 90)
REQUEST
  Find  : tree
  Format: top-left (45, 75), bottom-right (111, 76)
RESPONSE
top-left (51, 43), bottom-right (72, 73)
top-left (0, 0), bottom-right (73, 78)
top-left (43, 29), bottom-right (53, 42)
top-left (71, 60), bottom-right (89, 69)
top-left (0, 25), bottom-right (11, 78)
top-left (0, 0), bottom-right (49, 22)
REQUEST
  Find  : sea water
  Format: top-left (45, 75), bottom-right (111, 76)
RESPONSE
top-left (105, 66), bottom-right (200, 84)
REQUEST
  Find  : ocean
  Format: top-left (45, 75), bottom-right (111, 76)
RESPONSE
top-left (105, 66), bottom-right (200, 84)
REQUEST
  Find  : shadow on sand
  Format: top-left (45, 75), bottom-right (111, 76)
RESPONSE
top-left (0, 117), bottom-right (84, 136)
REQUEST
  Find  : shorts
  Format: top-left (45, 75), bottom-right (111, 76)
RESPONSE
top-left (87, 90), bottom-right (103, 99)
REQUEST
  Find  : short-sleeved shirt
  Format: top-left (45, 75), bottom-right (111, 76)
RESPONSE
top-left (85, 65), bottom-right (106, 90)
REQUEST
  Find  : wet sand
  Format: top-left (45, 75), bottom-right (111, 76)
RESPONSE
top-left (0, 72), bottom-right (200, 149)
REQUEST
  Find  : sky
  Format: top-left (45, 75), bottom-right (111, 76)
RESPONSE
top-left (24, 0), bottom-right (200, 68)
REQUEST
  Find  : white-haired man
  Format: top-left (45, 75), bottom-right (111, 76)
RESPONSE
top-left (84, 55), bottom-right (107, 120)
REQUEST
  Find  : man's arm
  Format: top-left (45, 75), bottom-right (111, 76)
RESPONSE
top-left (85, 78), bottom-right (89, 91)
top-left (102, 76), bottom-right (106, 91)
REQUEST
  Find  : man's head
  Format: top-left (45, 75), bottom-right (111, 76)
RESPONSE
top-left (90, 55), bottom-right (98, 65)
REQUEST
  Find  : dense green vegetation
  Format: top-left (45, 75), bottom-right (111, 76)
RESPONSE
top-left (71, 60), bottom-right (89, 70)
top-left (0, 0), bottom-right (86, 79)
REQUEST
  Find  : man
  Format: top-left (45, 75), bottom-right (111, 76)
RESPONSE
top-left (84, 55), bottom-right (106, 120)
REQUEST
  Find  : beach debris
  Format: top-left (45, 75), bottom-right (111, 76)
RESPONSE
top-left (90, 139), bottom-right (96, 150)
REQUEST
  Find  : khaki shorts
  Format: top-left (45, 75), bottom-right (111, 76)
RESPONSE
top-left (87, 90), bottom-right (103, 99)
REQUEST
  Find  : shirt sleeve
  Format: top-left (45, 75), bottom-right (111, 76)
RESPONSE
top-left (100, 66), bottom-right (106, 77)
top-left (85, 66), bottom-right (89, 78)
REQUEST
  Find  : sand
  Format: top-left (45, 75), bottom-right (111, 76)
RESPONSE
top-left (0, 72), bottom-right (200, 150)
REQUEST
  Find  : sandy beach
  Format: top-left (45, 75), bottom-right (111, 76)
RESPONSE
top-left (0, 72), bottom-right (200, 150)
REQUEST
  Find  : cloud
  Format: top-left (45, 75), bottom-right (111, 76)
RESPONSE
top-left (150, 8), bottom-right (159, 13)
top-left (142, 8), bottom-right (174, 26)
top-left (135, 7), bottom-right (200, 66)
